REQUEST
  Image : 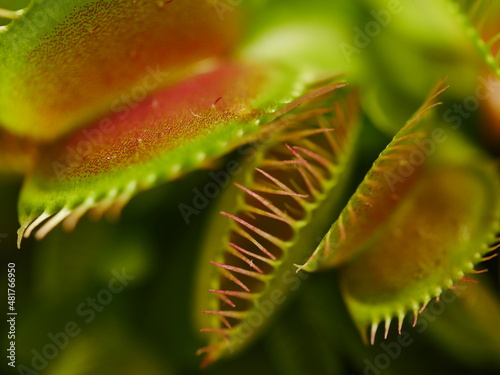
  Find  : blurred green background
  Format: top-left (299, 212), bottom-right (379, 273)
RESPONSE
top-left (1, 0), bottom-right (500, 374)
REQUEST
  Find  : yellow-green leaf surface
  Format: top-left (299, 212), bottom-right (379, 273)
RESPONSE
top-left (0, 0), bottom-right (240, 140)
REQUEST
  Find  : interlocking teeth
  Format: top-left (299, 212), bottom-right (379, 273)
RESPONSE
top-left (17, 181), bottom-right (142, 248)
top-left (198, 88), bottom-right (358, 366)
top-left (363, 248), bottom-right (500, 345)
top-left (22, 212), bottom-right (51, 239)
top-left (34, 208), bottom-right (72, 240)
top-left (62, 197), bottom-right (96, 232)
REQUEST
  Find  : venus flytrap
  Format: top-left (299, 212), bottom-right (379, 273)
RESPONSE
top-left (296, 83), bottom-right (500, 343)
top-left (0, 0), bottom-right (242, 141)
top-left (194, 82), bottom-right (360, 366)
top-left (297, 84), bottom-right (450, 272)
top-left (5, 0), bottom-right (350, 247)
top-left (341, 136), bottom-right (500, 344)
top-left (0, 0), bottom-right (499, 373)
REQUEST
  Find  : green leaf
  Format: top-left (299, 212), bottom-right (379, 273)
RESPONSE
top-left (193, 83), bottom-right (360, 366)
top-left (0, 0), bottom-right (240, 140)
